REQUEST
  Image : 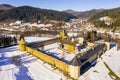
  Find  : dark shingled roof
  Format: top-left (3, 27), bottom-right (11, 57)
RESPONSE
top-left (28, 37), bottom-right (61, 48)
top-left (79, 43), bottom-right (106, 62)
top-left (69, 56), bottom-right (82, 66)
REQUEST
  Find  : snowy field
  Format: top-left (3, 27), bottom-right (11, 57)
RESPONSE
top-left (0, 37), bottom-right (120, 80)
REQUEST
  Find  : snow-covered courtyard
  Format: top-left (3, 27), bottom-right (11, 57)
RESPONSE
top-left (0, 37), bottom-right (120, 80)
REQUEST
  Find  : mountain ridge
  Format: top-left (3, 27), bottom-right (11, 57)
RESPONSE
top-left (0, 4), bottom-right (14, 13)
top-left (0, 4), bottom-right (14, 10)
top-left (63, 9), bottom-right (105, 18)
top-left (0, 5), bottom-right (77, 22)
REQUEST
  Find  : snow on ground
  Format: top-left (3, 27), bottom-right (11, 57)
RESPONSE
top-left (0, 37), bottom-right (120, 80)
top-left (79, 58), bottom-right (113, 80)
top-left (102, 47), bottom-right (120, 77)
top-left (79, 46), bottom-right (120, 80)
top-left (0, 46), bottom-right (67, 80)
top-left (25, 37), bottom-right (51, 44)
top-left (43, 42), bottom-right (76, 62)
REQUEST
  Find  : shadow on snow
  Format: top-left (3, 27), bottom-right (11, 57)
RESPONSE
top-left (0, 48), bottom-right (37, 80)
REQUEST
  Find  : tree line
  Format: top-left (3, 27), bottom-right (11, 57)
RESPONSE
top-left (0, 35), bottom-right (17, 47)
top-left (85, 31), bottom-right (97, 42)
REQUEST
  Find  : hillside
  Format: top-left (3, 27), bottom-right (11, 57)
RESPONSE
top-left (89, 7), bottom-right (120, 29)
top-left (63, 9), bottom-right (104, 19)
top-left (0, 6), bottom-right (77, 22)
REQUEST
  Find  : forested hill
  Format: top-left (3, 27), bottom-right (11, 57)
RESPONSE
top-left (89, 7), bottom-right (120, 29)
top-left (63, 9), bottom-right (104, 19)
top-left (0, 6), bottom-right (77, 22)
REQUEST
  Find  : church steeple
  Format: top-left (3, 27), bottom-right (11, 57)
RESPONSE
top-left (59, 29), bottom-right (68, 39)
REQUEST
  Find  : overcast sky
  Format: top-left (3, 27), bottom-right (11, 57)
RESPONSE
top-left (1, 0), bottom-right (120, 11)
